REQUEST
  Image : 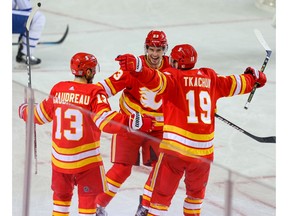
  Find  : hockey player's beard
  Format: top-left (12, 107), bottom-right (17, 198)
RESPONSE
top-left (147, 55), bottom-right (161, 69)
top-left (86, 74), bottom-right (95, 84)
top-left (87, 78), bottom-right (94, 84)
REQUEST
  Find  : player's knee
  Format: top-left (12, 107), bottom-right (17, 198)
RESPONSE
top-left (54, 192), bottom-right (73, 201)
top-left (112, 163), bottom-right (132, 178)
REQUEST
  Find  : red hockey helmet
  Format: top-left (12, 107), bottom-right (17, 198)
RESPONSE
top-left (144, 30), bottom-right (168, 53)
top-left (70, 52), bottom-right (100, 76)
top-left (169, 44), bottom-right (197, 69)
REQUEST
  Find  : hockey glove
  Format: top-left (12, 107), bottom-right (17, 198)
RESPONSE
top-left (129, 112), bottom-right (155, 133)
top-left (115, 54), bottom-right (142, 72)
top-left (244, 67), bottom-right (267, 88)
top-left (18, 103), bottom-right (28, 119)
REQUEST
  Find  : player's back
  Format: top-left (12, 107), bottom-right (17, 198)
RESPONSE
top-left (158, 67), bottom-right (218, 161)
top-left (49, 81), bottom-right (107, 147)
top-left (47, 81), bottom-right (107, 173)
top-left (161, 67), bottom-right (217, 136)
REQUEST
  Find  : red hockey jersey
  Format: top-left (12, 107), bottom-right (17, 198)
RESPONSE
top-left (97, 55), bottom-right (170, 131)
top-left (131, 67), bottom-right (257, 161)
top-left (22, 81), bottom-right (129, 173)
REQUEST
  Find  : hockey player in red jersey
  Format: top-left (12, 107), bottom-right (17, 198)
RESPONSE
top-left (115, 44), bottom-right (267, 216)
top-left (95, 30), bottom-right (170, 216)
top-left (18, 52), bottom-right (154, 216)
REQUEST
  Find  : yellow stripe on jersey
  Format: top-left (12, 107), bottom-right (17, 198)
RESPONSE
top-left (40, 102), bottom-right (53, 121)
top-left (78, 208), bottom-right (96, 214)
top-left (229, 75), bottom-right (237, 96)
top-left (34, 106), bottom-right (45, 125)
top-left (143, 70), bottom-right (165, 93)
top-left (240, 74), bottom-right (247, 94)
top-left (52, 212), bottom-right (69, 216)
top-left (97, 111), bottom-right (118, 131)
top-left (228, 75), bottom-right (248, 96)
top-left (185, 198), bottom-right (203, 204)
top-left (93, 107), bottom-right (111, 122)
top-left (119, 97), bottom-right (132, 115)
top-left (119, 93), bottom-right (164, 127)
top-left (150, 203), bottom-right (169, 211)
top-left (34, 102), bottom-right (52, 124)
top-left (52, 141), bottom-right (100, 154)
top-left (150, 153), bottom-right (163, 189)
top-left (157, 71), bottom-right (167, 95)
top-left (184, 209), bottom-right (201, 215)
top-left (164, 125), bottom-right (214, 141)
top-left (120, 93), bottom-right (162, 117)
top-left (111, 134), bottom-right (117, 162)
top-left (105, 78), bottom-right (117, 95)
top-left (52, 154), bottom-right (102, 169)
top-left (100, 165), bottom-right (108, 192)
top-left (53, 200), bottom-right (71, 206)
top-left (120, 93), bottom-right (143, 113)
top-left (97, 107), bottom-right (111, 116)
top-left (160, 139), bottom-right (214, 157)
top-left (106, 177), bottom-right (122, 187)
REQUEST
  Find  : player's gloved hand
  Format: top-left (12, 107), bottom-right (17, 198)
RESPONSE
top-left (244, 67), bottom-right (267, 88)
top-left (18, 103), bottom-right (28, 119)
top-left (129, 112), bottom-right (155, 133)
top-left (115, 54), bottom-right (142, 72)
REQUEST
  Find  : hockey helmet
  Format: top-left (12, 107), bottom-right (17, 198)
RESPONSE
top-left (144, 30), bottom-right (168, 53)
top-left (70, 52), bottom-right (100, 76)
top-left (169, 44), bottom-right (197, 69)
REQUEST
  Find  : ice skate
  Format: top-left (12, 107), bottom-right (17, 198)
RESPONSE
top-left (95, 206), bottom-right (108, 216)
top-left (16, 41), bottom-right (41, 65)
top-left (135, 204), bottom-right (148, 216)
top-left (135, 195), bottom-right (148, 216)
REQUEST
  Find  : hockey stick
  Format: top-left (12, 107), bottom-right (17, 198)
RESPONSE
top-left (215, 113), bottom-right (276, 143)
top-left (244, 29), bottom-right (272, 109)
top-left (38, 24), bottom-right (69, 45)
top-left (13, 24), bottom-right (69, 45)
top-left (25, 2), bottom-right (40, 175)
top-left (22, 4), bottom-right (41, 216)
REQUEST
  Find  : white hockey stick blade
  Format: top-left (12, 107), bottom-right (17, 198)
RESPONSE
top-left (254, 29), bottom-right (272, 56)
top-left (26, 2), bottom-right (41, 31)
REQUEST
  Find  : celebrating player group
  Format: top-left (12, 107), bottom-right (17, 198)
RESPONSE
top-left (18, 29), bottom-right (268, 216)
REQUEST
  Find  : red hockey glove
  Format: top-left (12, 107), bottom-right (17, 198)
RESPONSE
top-left (129, 112), bottom-right (155, 133)
top-left (115, 54), bottom-right (142, 72)
top-left (18, 103), bottom-right (28, 119)
top-left (244, 67), bottom-right (267, 88)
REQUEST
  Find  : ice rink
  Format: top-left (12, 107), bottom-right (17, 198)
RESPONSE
top-left (7, 0), bottom-right (283, 215)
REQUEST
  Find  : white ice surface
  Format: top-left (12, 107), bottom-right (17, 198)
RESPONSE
top-left (6, 0), bottom-right (284, 215)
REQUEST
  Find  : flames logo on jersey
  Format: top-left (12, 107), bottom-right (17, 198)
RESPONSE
top-left (139, 87), bottom-right (162, 110)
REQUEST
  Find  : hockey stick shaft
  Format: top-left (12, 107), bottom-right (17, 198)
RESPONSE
top-left (22, 3), bottom-right (40, 216)
top-left (215, 113), bottom-right (276, 143)
top-left (25, 2), bottom-right (40, 174)
top-left (13, 25), bottom-right (69, 46)
top-left (244, 29), bottom-right (272, 109)
top-left (25, 3), bottom-right (41, 88)
top-left (22, 88), bottom-right (36, 216)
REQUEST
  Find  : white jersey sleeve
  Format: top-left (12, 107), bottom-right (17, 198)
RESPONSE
top-left (12, 0), bottom-right (32, 10)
